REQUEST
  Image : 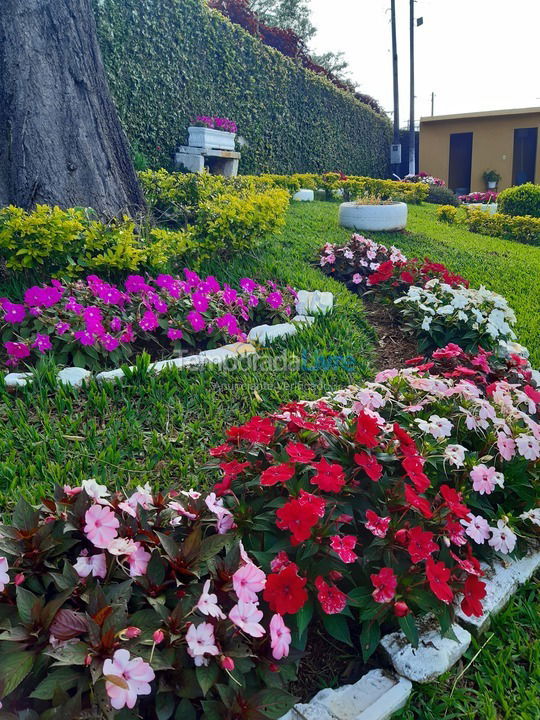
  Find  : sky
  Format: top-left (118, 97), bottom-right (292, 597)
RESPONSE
top-left (308, 0), bottom-right (540, 126)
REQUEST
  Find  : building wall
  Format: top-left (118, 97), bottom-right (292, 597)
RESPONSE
top-left (420, 111), bottom-right (540, 192)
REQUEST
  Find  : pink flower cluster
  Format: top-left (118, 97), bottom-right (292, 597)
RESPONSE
top-left (1, 271), bottom-right (296, 367)
top-left (194, 116), bottom-right (238, 134)
top-left (459, 191), bottom-right (499, 204)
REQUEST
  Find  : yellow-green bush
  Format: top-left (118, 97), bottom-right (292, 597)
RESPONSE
top-left (465, 207), bottom-right (540, 245)
top-left (437, 205), bottom-right (458, 224)
top-left (0, 204), bottom-right (192, 275)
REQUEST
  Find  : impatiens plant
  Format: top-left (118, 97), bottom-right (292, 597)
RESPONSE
top-left (394, 280), bottom-right (517, 353)
top-left (319, 235), bottom-right (467, 297)
top-left (459, 191), bottom-right (499, 204)
top-left (0, 482), bottom-right (297, 718)
top-left (402, 172), bottom-right (445, 187)
top-left (193, 116), bottom-right (238, 134)
top-left (0, 271), bottom-right (297, 370)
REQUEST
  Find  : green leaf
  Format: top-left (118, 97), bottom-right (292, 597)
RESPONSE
top-left (12, 499), bottom-right (39, 533)
top-left (0, 650), bottom-right (34, 697)
top-left (156, 691), bottom-right (176, 720)
top-left (16, 586), bottom-right (42, 627)
top-left (295, 598), bottom-right (313, 638)
top-left (360, 621), bottom-right (381, 662)
top-left (175, 699), bottom-right (196, 720)
top-left (30, 667), bottom-right (81, 700)
top-left (321, 613), bottom-right (352, 646)
top-left (250, 688), bottom-right (297, 719)
top-left (398, 614), bottom-right (419, 648)
top-left (196, 662), bottom-right (220, 696)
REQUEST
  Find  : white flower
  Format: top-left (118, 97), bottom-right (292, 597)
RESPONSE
top-left (421, 316), bottom-right (432, 331)
top-left (516, 435), bottom-right (540, 460)
top-left (520, 508), bottom-right (540, 527)
top-left (82, 479), bottom-right (110, 503)
top-left (416, 414), bottom-right (453, 439)
top-left (488, 520), bottom-right (517, 555)
top-left (444, 444), bottom-right (466, 467)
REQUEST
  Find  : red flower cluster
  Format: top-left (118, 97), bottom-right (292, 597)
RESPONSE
top-left (263, 564), bottom-right (308, 615)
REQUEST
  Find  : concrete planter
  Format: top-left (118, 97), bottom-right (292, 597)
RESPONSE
top-left (339, 201), bottom-right (408, 232)
top-left (188, 126), bottom-right (236, 151)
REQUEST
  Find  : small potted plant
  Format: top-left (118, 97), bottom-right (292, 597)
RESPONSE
top-left (482, 170), bottom-right (501, 190)
top-left (188, 116), bottom-right (237, 151)
top-left (339, 193), bottom-right (408, 231)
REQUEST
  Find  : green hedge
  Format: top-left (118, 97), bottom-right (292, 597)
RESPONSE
top-left (93, 0), bottom-right (391, 175)
top-left (465, 207), bottom-right (540, 246)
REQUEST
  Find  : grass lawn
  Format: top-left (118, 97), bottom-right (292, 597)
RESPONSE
top-left (0, 199), bottom-right (538, 718)
top-left (382, 204), bottom-right (540, 367)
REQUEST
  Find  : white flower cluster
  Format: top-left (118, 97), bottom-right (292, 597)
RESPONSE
top-left (395, 279), bottom-right (517, 343)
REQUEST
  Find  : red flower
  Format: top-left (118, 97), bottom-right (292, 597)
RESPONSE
top-left (425, 557), bottom-right (453, 604)
top-left (432, 343), bottom-right (463, 360)
top-left (393, 424), bottom-right (418, 456)
top-left (370, 567), bottom-right (397, 603)
top-left (460, 575), bottom-right (486, 617)
top-left (276, 498), bottom-right (319, 543)
top-left (405, 355), bottom-right (426, 366)
top-left (407, 526), bottom-right (438, 563)
top-left (355, 412), bottom-right (381, 449)
top-left (315, 576), bottom-right (347, 614)
top-left (393, 601), bottom-right (410, 617)
top-left (214, 476), bottom-right (232, 497)
top-left (402, 455), bottom-right (430, 493)
top-left (444, 519), bottom-right (467, 545)
top-left (220, 460), bottom-right (250, 478)
top-left (260, 463), bottom-right (295, 487)
top-left (209, 442), bottom-right (234, 457)
top-left (310, 457), bottom-right (345, 493)
top-left (298, 489), bottom-right (326, 517)
top-left (227, 416), bottom-right (275, 444)
top-left (330, 535), bottom-right (358, 563)
top-left (285, 441), bottom-right (316, 464)
top-left (354, 451), bottom-right (383, 482)
top-left (524, 384), bottom-right (540, 406)
top-left (270, 551), bottom-right (293, 573)
top-left (440, 485), bottom-right (470, 519)
top-left (450, 548), bottom-right (484, 577)
top-left (400, 271), bottom-right (416, 284)
top-left (365, 510), bottom-right (390, 538)
top-left (405, 484), bottom-right (433, 519)
top-left (367, 260), bottom-right (394, 286)
top-left (263, 565), bottom-right (308, 615)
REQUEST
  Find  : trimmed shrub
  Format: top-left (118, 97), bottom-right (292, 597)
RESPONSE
top-left (436, 205), bottom-right (458, 224)
top-left (0, 205), bottom-right (191, 275)
top-left (466, 208), bottom-right (540, 246)
top-left (498, 183), bottom-right (540, 218)
top-left (92, 0), bottom-right (391, 175)
top-left (425, 185), bottom-right (460, 206)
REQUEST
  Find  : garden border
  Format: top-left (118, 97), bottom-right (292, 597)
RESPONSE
top-left (1, 290), bottom-right (333, 389)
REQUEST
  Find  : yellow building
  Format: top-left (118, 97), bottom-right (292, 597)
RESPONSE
top-left (419, 107), bottom-right (540, 194)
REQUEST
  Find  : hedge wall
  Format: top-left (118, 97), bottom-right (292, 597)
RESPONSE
top-left (93, 0), bottom-right (391, 176)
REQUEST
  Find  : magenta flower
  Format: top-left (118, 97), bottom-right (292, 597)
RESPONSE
top-left (74, 330), bottom-right (95, 346)
top-left (1, 300), bottom-right (25, 324)
top-left (103, 649), bottom-right (154, 710)
top-left (199, 276), bottom-right (220, 294)
top-left (84, 504), bottom-right (119, 548)
top-left (4, 341), bottom-right (30, 360)
top-left (167, 328), bottom-right (183, 341)
top-left (266, 291), bottom-right (283, 309)
top-left (192, 292), bottom-right (209, 313)
top-left (55, 322), bottom-right (71, 335)
top-left (101, 334), bottom-right (120, 352)
top-left (187, 310), bottom-right (206, 332)
top-left (232, 563), bottom-right (266, 603)
top-left (183, 269), bottom-right (200, 288)
top-left (125, 275), bottom-right (150, 294)
top-left (240, 278), bottom-right (257, 293)
top-left (222, 285), bottom-right (238, 304)
top-left (24, 285), bottom-right (62, 308)
top-left (139, 310), bottom-right (159, 332)
top-left (216, 313), bottom-right (240, 336)
top-left (32, 333), bottom-right (52, 354)
top-left (270, 613), bottom-right (291, 660)
top-left (121, 324), bottom-right (135, 343)
top-left (65, 297), bottom-right (84, 315)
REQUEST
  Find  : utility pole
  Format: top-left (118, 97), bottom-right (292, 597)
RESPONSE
top-left (431, 91), bottom-right (435, 116)
top-left (408, 0), bottom-right (416, 175)
top-left (390, 0), bottom-right (401, 174)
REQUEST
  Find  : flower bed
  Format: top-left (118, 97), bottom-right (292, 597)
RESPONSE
top-left (0, 272), bottom-right (297, 370)
top-left (458, 191), bottom-right (498, 204)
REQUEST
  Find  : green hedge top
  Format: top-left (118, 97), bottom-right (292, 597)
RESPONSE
top-left (93, 0), bottom-right (391, 175)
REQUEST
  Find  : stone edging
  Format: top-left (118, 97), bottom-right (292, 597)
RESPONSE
top-left (2, 290), bottom-right (333, 389)
top-left (280, 549), bottom-right (540, 720)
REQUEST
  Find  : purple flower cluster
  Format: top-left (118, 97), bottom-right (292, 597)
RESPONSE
top-left (1, 271), bottom-right (296, 369)
top-left (194, 116), bottom-right (238, 134)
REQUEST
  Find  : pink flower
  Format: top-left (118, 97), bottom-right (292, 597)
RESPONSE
top-left (73, 552), bottom-right (107, 579)
top-left (497, 434), bottom-right (516, 461)
top-left (470, 464), bottom-right (502, 495)
top-left (153, 630), bottom-right (165, 644)
top-left (352, 273), bottom-right (362, 284)
top-left (196, 580), bottom-right (226, 619)
top-left (329, 535), bottom-right (358, 563)
top-left (233, 563), bottom-right (266, 602)
top-left (365, 510), bottom-right (391, 538)
top-left (488, 520), bottom-right (517, 554)
top-left (186, 622), bottom-right (220, 666)
top-left (84, 505), bottom-right (119, 548)
top-left (0, 557), bottom-right (9, 591)
top-left (124, 626), bottom-right (141, 639)
top-left (103, 649), bottom-right (154, 710)
top-left (229, 601), bottom-right (265, 637)
top-left (270, 613), bottom-right (291, 660)
top-left (127, 543), bottom-right (151, 577)
top-left (462, 515), bottom-right (491, 544)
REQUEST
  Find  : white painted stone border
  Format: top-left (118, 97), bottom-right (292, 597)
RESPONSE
top-left (2, 291), bottom-right (333, 389)
top-left (279, 548), bottom-right (539, 719)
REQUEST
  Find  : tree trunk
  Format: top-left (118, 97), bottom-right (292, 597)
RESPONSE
top-left (0, 0), bottom-right (145, 217)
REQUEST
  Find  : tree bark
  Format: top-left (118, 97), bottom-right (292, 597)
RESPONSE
top-left (0, 0), bottom-right (145, 217)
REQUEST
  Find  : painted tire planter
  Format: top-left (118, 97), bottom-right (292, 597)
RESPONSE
top-left (293, 189), bottom-right (314, 202)
top-left (464, 202), bottom-right (498, 215)
top-left (188, 126), bottom-right (236, 151)
top-left (339, 201), bottom-right (408, 231)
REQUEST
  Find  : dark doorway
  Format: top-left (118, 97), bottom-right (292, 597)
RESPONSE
top-left (448, 132), bottom-right (473, 194)
top-left (512, 128), bottom-right (537, 185)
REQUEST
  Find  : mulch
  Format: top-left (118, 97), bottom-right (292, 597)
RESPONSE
top-left (362, 298), bottom-right (419, 371)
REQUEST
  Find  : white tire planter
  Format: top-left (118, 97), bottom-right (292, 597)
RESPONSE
top-left (339, 202), bottom-right (407, 232)
top-left (293, 189), bottom-right (314, 202)
top-left (463, 202), bottom-right (498, 215)
top-left (187, 126), bottom-right (236, 151)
